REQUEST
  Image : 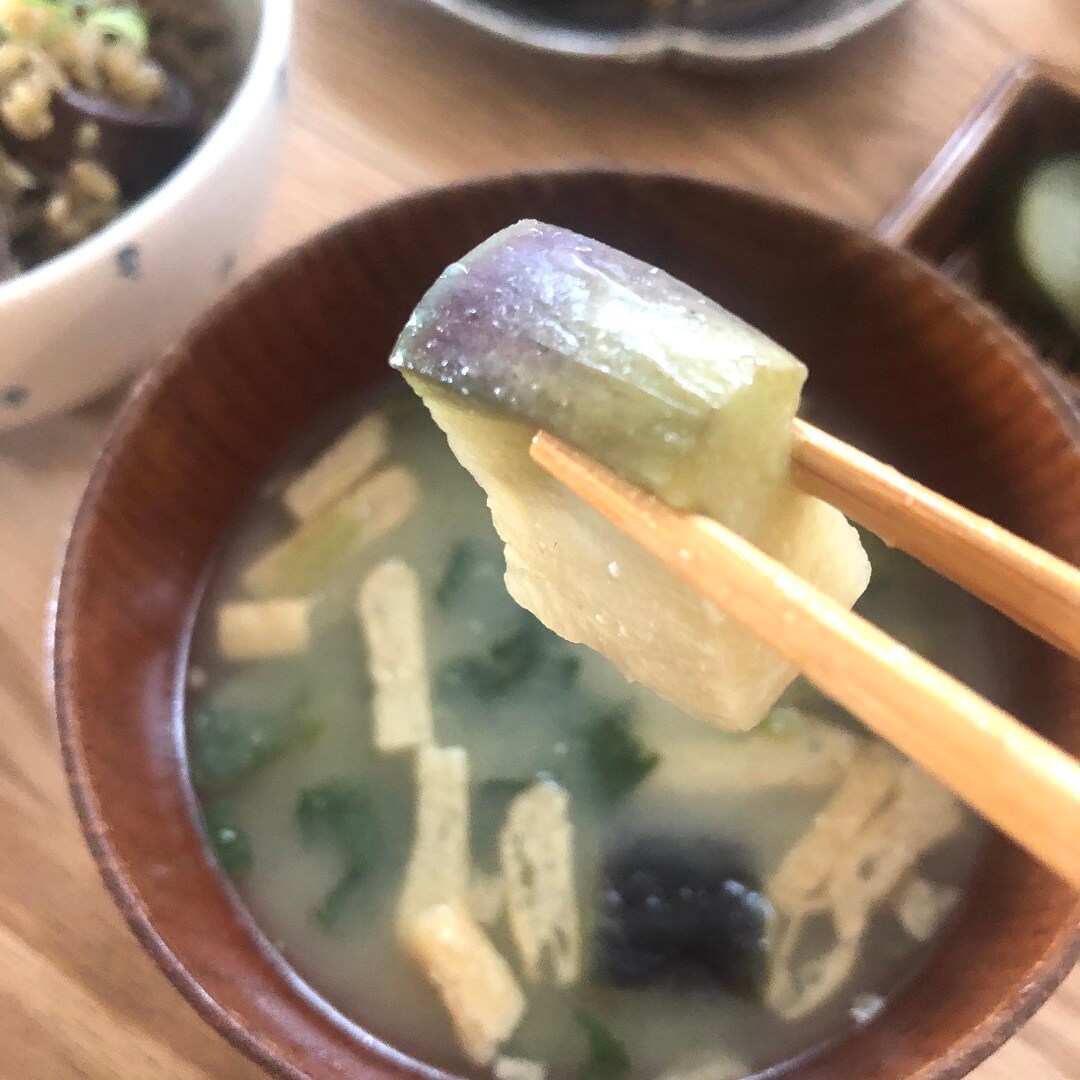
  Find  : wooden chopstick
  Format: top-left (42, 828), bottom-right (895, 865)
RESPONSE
top-left (791, 419), bottom-right (1080, 659)
top-left (530, 431), bottom-right (1080, 889)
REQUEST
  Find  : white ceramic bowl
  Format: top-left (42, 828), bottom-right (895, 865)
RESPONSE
top-left (0, 0), bottom-right (291, 431)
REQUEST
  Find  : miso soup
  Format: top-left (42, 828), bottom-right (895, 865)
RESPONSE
top-left (186, 390), bottom-right (989, 1080)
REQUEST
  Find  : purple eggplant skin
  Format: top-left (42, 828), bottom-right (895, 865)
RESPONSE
top-left (390, 219), bottom-right (806, 520)
top-left (15, 71), bottom-right (198, 199)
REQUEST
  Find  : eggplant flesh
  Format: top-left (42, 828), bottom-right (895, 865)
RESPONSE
top-left (393, 222), bottom-right (869, 731)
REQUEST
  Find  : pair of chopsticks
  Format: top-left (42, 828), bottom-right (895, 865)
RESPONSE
top-left (530, 422), bottom-right (1080, 889)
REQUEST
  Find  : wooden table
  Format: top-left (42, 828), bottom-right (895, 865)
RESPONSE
top-left (0, 0), bottom-right (1077, 1076)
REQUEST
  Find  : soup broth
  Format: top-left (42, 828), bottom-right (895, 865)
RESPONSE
top-left (186, 389), bottom-right (989, 1080)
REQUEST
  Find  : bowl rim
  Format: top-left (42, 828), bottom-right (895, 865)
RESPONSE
top-left (405, 0), bottom-right (911, 67)
top-left (53, 167), bottom-right (1080, 1080)
top-left (0, 0), bottom-right (292, 304)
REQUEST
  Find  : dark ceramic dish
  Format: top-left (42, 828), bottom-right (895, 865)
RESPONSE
top-left (879, 56), bottom-right (1080, 406)
top-left (54, 171), bottom-right (1079, 1080)
top-left (403, 0), bottom-right (911, 68)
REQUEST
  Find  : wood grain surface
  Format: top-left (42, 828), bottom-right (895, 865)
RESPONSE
top-left (1, 1), bottom-right (1078, 1078)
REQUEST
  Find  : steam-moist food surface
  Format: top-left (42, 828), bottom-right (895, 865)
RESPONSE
top-left (392, 222), bottom-right (869, 731)
top-left (390, 220), bottom-right (808, 533)
top-left (187, 392), bottom-right (990, 1080)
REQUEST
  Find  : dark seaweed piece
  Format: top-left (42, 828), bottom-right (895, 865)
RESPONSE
top-left (575, 1011), bottom-right (631, 1080)
top-left (202, 802), bottom-right (252, 876)
top-left (549, 652), bottom-right (583, 689)
top-left (296, 781), bottom-right (382, 930)
top-left (188, 700), bottom-right (321, 795)
top-left (595, 835), bottom-right (772, 998)
top-left (297, 781), bottom-right (381, 865)
top-left (583, 705), bottom-right (660, 802)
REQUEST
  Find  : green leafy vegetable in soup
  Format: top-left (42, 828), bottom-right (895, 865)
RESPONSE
top-left (583, 705), bottom-right (660, 802)
top-left (576, 1013), bottom-right (631, 1080)
top-left (188, 676), bottom-right (321, 795)
top-left (297, 781), bottom-right (382, 929)
top-left (202, 801), bottom-right (252, 876)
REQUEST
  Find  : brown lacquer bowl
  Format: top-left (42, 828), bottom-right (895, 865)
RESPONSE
top-left (54, 171), bottom-right (1080, 1080)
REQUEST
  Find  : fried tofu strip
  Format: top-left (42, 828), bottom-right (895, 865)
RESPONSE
top-left (397, 746), bottom-right (469, 929)
top-left (644, 713), bottom-right (857, 799)
top-left (500, 781), bottom-right (581, 985)
top-left (892, 876), bottom-right (961, 943)
top-left (767, 757), bottom-right (965, 1020)
top-left (357, 559), bottom-right (433, 752)
top-left (402, 904), bottom-right (525, 1064)
top-left (216, 598), bottom-right (311, 660)
top-left (767, 744), bottom-right (899, 914)
top-left (283, 413), bottom-right (389, 521)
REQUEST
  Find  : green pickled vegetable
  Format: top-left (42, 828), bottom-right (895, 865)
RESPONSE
top-left (1015, 155), bottom-right (1080, 335)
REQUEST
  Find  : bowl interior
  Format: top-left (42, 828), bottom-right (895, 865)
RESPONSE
top-left (55, 171), bottom-right (1080, 1080)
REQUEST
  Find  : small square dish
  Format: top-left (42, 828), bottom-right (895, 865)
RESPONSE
top-left (878, 57), bottom-right (1080, 408)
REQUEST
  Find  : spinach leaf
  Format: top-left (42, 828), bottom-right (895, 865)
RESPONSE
top-left (202, 802), bottom-right (252, 876)
top-left (576, 1011), bottom-right (631, 1080)
top-left (189, 700), bottom-right (321, 795)
top-left (438, 614), bottom-right (581, 702)
top-left (298, 780), bottom-right (381, 864)
top-left (313, 864), bottom-right (367, 929)
top-left (584, 705), bottom-right (660, 802)
top-left (296, 780), bottom-right (381, 930)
